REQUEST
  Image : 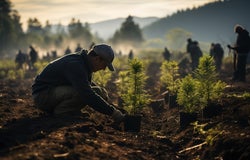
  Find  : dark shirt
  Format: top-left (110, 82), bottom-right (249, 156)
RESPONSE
top-left (32, 50), bottom-right (114, 115)
top-left (235, 29), bottom-right (250, 54)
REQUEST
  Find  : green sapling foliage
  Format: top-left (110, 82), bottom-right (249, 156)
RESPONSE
top-left (160, 60), bottom-right (181, 94)
top-left (0, 60), bottom-right (25, 80)
top-left (121, 58), bottom-right (150, 115)
top-left (93, 69), bottom-right (112, 88)
top-left (177, 55), bottom-right (226, 114)
top-left (177, 74), bottom-right (201, 113)
top-left (116, 70), bottom-right (129, 96)
top-left (194, 55), bottom-right (226, 109)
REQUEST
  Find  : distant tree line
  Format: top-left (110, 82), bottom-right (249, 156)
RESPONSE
top-left (0, 0), bottom-right (144, 57)
top-left (143, 0), bottom-right (249, 43)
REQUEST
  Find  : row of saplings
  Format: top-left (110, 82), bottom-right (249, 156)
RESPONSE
top-left (114, 55), bottom-right (226, 132)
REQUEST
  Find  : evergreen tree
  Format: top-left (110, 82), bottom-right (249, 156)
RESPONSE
top-left (27, 18), bottom-right (43, 33)
top-left (111, 15), bottom-right (144, 45)
top-left (0, 0), bottom-right (23, 55)
top-left (68, 18), bottom-right (93, 45)
top-left (55, 22), bottom-right (66, 35)
top-left (44, 20), bottom-right (52, 35)
top-left (26, 18), bottom-right (43, 45)
top-left (43, 20), bottom-right (53, 46)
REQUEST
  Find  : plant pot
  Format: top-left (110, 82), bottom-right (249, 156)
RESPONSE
top-left (149, 99), bottom-right (165, 114)
top-left (123, 114), bottom-right (142, 132)
top-left (162, 90), bottom-right (169, 104)
top-left (168, 94), bottom-right (178, 108)
top-left (179, 111), bottom-right (197, 129)
top-left (203, 102), bottom-right (222, 118)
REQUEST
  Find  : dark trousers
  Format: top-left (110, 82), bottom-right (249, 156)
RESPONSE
top-left (33, 86), bottom-right (109, 115)
top-left (233, 54), bottom-right (248, 81)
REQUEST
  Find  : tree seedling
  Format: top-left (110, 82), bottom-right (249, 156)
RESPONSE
top-left (121, 58), bottom-right (150, 115)
top-left (160, 60), bottom-right (181, 95)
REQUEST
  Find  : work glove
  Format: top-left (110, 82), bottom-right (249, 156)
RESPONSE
top-left (111, 109), bottom-right (125, 124)
top-left (227, 44), bottom-right (232, 49)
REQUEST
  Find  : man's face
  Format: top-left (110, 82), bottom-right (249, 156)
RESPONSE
top-left (92, 56), bottom-right (107, 72)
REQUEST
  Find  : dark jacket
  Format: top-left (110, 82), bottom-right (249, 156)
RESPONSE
top-left (235, 29), bottom-right (250, 54)
top-left (32, 50), bottom-right (114, 115)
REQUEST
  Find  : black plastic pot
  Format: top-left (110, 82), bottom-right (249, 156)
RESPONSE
top-left (168, 94), bottom-right (178, 108)
top-left (203, 102), bottom-right (222, 118)
top-left (149, 99), bottom-right (165, 115)
top-left (123, 114), bottom-right (142, 132)
top-left (179, 111), bottom-right (197, 129)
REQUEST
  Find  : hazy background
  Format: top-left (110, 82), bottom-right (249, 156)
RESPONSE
top-left (1, 0), bottom-right (249, 59)
top-left (12, 0), bottom-right (216, 31)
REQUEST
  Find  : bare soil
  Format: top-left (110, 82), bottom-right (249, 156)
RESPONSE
top-left (0, 67), bottom-right (250, 160)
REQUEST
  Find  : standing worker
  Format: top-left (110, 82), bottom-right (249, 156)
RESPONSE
top-left (15, 49), bottom-right (26, 70)
top-left (228, 24), bottom-right (250, 82)
top-left (187, 38), bottom-right (203, 70)
top-left (29, 45), bottom-right (38, 70)
top-left (211, 43), bottom-right (224, 72)
top-left (64, 46), bottom-right (71, 55)
top-left (162, 47), bottom-right (171, 61)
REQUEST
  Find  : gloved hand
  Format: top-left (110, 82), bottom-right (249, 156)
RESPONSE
top-left (111, 109), bottom-right (125, 124)
top-left (227, 44), bottom-right (231, 49)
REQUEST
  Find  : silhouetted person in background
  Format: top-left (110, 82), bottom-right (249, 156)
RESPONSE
top-left (15, 49), bottom-right (26, 70)
top-left (162, 47), bottom-right (171, 61)
top-left (29, 45), bottom-right (38, 70)
top-left (52, 50), bottom-right (57, 59)
top-left (210, 43), bottom-right (215, 57)
top-left (43, 52), bottom-right (51, 61)
top-left (75, 43), bottom-right (82, 52)
top-left (118, 50), bottom-right (122, 56)
top-left (187, 38), bottom-right (193, 55)
top-left (213, 43), bottom-right (224, 72)
top-left (187, 39), bottom-right (203, 70)
top-left (228, 24), bottom-right (250, 82)
top-left (65, 46), bottom-right (72, 55)
top-left (128, 49), bottom-right (134, 59)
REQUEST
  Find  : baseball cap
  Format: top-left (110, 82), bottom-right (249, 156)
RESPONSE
top-left (93, 44), bottom-right (115, 71)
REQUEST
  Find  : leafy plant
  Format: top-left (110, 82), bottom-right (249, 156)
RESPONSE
top-left (0, 70), bottom-right (5, 79)
top-left (177, 55), bottom-right (226, 114)
top-left (177, 74), bottom-right (201, 113)
top-left (0, 60), bottom-right (26, 80)
top-left (7, 70), bottom-right (17, 80)
top-left (93, 69), bottom-right (112, 88)
top-left (121, 58), bottom-right (150, 115)
top-left (116, 70), bottom-right (129, 96)
top-left (0, 60), bottom-right (16, 70)
top-left (6, 69), bottom-right (25, 80)
top-left (160, 60), bottom-right (181, 94)
top-left (194, 55), bottom-right (227, 110)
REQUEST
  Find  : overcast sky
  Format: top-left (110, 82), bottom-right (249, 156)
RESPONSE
top-left (11, 0), bottom-right (218, 29)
